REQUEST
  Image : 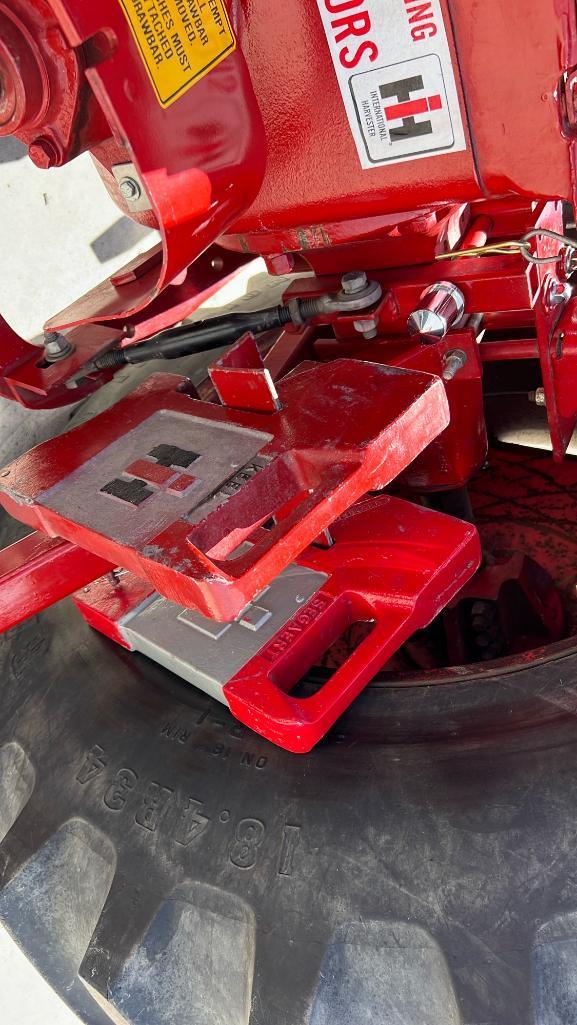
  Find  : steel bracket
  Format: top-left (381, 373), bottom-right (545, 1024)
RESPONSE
top-left (0, 360), bottom-right (451, 621)
top-left (73, 495), bottom-right (480, 752)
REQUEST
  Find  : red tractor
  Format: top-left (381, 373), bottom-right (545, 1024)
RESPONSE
top-left (0, 3), bottom-right (576, 1022)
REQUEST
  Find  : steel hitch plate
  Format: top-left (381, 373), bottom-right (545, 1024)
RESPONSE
top-left (0, 361), bottom-right (450, 623)
top-left (73, 495), bottom-right (481, 752)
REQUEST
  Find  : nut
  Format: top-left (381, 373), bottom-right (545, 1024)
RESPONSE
top-left (341, 271), bottom-right (368, 295)
top-left (29, 137), bottom-right (60, 169)
top-left (529, 387), bottom-right (547, 406)
top-left (43, 331), bottom-right (74, 363)
top-left (353, 318), bottom-right (378, 339)
top-left (548, 280), bottom-right (572, 307)
top-left (442, 348), bottom-right (468, 381)
top-left (119, 176), bottom-right (142, 202)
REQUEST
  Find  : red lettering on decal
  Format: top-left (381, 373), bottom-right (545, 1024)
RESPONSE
top-left (403, 0), bottom-right (438, 42)
top-left (322, 0), bottom-right (379, 67)
top-left (340, 39), bottom-right (379, 68)
top-left (331, 10), bottom-right (372, 44)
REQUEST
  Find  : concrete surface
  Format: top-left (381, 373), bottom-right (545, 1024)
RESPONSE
top-left (0, 136), bottom-right (160, 1025)
top-left (0, 923), bottom-right (81, 1025)
top-left (0, 138), bottom-right (157, 341)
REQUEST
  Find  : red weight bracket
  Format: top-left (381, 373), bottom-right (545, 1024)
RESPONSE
top-left (0, 532), bottom-right (114, 633)
top-left (209, 333), bottom-right (281, 413)
top-left (73, 495), bottom-right (481, 753)
top-left (0, 360), bottom-right (449, 621)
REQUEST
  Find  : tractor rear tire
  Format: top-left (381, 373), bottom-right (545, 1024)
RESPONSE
top-left (0, 381), bottom-right (576, 1025)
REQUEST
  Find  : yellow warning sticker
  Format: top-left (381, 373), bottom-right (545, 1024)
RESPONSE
top-left (119, 0), bottom-right (236, 108)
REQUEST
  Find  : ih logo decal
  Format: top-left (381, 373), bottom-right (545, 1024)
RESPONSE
top-left (350, 54), bottom-right (455, 164)
top-left (101, 444), bottom-right (200, 506)
top-left (380, 75), bottom-right (443, 143)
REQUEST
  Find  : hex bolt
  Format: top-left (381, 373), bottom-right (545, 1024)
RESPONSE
top-left (43, 330), bottom-right (75, 363)
top-left (119, 176), bottom-right (142, 202)
top-left (564, 246), bottom-right (577, 277)
top-left (442, 348), bottom-right (468, 381)
top-left (341, 271), bottom-right (368, 295)
top-left (29, 137), bottom-right (60, 169)
top-left (353, 318), bottom-right (378, 340)
top-left (548, 280), bottom-right (572, 307)
top-left (529, 387), bottom-right (547, 406)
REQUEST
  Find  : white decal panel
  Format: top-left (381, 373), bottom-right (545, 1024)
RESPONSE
top-left (315, 0), bottom-right (467, 169)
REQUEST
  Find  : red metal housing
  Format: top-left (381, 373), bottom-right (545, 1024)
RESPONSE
top-left (73, 495), bottom-right (481, 752)
top-left (0, 362), bottom-right (451, 620)
top-left (0, 0), bottom-right (576, 751)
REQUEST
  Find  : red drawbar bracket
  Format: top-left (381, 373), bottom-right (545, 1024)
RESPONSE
top-left (0, 533), bottom-right (114, 633)
top-left (0, 360), bottom-right (450, 621)
top-left (73, 496), bottom-right (481, 753)
top-left (208, 334), bottom-right (282, 413)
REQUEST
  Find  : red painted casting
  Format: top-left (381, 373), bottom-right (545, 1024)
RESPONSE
top-left (73, 495), bottom-right (480, 752)
top-left (0, 363), bottom-right (450, 620)
top-left (1, 0), bottom-right (577, 747)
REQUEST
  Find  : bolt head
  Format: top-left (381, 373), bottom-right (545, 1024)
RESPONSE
top-left (353, 318), bottom-right (378, 339)
top-left (442, 348), bottom-right (468, 381)
top-left (548, 280), bottom-right (572, 307)
top-left (119, 176), bottom-right (141, 202)
top-left (43, 331), bottom-right (74, 363)
top-left (341, 271), bottom-right (368, 295)
top-left (29, 137), bottom-right (59, 169)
